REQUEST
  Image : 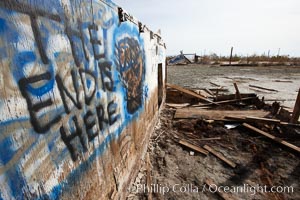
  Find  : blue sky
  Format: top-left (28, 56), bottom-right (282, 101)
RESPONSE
top-left (113, 0), bottom-right (300, 57)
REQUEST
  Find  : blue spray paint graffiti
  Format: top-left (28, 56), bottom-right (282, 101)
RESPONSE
top-left (0, 0), bottom-right (157, 199)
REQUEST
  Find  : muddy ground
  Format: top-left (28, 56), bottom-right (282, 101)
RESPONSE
top-left (127, 65), bottom-right (300, 200)
top-left (168, 65), bottom-right (300, 108)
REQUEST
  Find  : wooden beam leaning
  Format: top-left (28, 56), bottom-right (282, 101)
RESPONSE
top-left (245, 116), bottom-right (281, 124)
top-left (233, 82), bottom-right (242, 100)
top-left (249, 85), bottom-right (278, 92)
top-left (193, 97), bottom-right (257, 107)
top-left (203, 145), bottom-right (236, 168)
top-left (175, 109), bottom-right (269, 120)
top-left (179, 140), bottom-right (209, 156)
top-left (243, 123), bottom-right (300, 153)
top-left (166, 83), bottom-right (216, 104)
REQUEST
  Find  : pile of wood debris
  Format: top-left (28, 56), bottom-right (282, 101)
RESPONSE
top-left (166, 83), bottom-right (300, 157)
top-left (127, 83), bottom-right (300, 200)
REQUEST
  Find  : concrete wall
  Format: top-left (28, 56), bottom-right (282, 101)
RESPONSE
top-left (0, 0), bottom-right (166, 199)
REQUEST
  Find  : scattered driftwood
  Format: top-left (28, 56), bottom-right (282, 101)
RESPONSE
top-left (174, 108), bottom-right (269, 120)
top-left (167, 83), bottom-right (215, 104)
top-left (205, 178), bottom-right (237, 200)
top-left (203, 145), bottom-right (237, 168)
top-left (243, 123), bottom-right (300, 153)
top-left (210, 82), bottom-right (221, 87)
top-left (179, 140), bottom-right (209, 155)
top-left (274, 80), bottom-right (293, 83)
top-left (249, 84), bottom-right (278, 92)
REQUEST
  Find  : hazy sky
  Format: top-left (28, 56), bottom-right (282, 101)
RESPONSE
top-left (113, 0), bottom-right (300, 57)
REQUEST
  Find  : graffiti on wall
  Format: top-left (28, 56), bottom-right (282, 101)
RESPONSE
top-left (115, 36), bottom-right (145, 114)
top-left (0, 0), bottom-right (152, 199)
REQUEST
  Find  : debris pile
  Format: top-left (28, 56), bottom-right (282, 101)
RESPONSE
top-left (128, 83), bottom-right (300, 200)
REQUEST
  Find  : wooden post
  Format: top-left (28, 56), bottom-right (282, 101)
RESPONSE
top-left (243, 123), bottom-right (300, 153)
top-left (233, 82), bottom-right (241, 100)
top-left (229, 47), bottom-right (233, 65)
top-left (291, 88), bottom-right (300, 123)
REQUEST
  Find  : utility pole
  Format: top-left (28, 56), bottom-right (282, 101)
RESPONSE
top-left (229, 47), bottom-right (233, 65)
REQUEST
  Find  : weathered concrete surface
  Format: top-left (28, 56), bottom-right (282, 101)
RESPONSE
top-left (0, 0), bottom-right (166, 199)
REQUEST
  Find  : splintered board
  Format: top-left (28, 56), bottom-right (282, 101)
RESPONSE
top-left (166, 83), bottom-right (215, 104)
top-left (174, 108), bottom-right (269, 120)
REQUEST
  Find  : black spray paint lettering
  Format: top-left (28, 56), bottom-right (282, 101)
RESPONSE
top-left (55, 69), bottom-right (82, 114)
top-left (96, 100), bottom-right (120, 131)
top-left (84, 110), bottom-right (98, 141)
top-left (88, 23), bottom-right (105, 60)
top-left (65, 23), bottom-right (88, 68)
top-left (99, 61), bottom-right (114, 91)
top-left (30, 15), bottom-right (49, 65)
top-left (60, 116), bottom-right (87, 161)
top-left (96, 104), bottom-right (108, 131)
top-left (78, 20), bottom-right (91, 62)
top-left (108, 101), bottom-right (120, 125)
top-left (79, 69), bottom-right (96, 106)
top-left (60, 100), bottom-right (120, 161)
top-left (18, 72), bottom-right (61, 134)
top-left (4, 1), bottom-right (122, 160)
top-left (65, 18), bottom-right (106, 68)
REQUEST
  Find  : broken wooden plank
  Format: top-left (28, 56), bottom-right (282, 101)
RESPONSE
top-left (249, 85), bottom-right (278, 92)
top-left (203, 145), bottom-right (236, 168)
top-left (174, 108), bottom-right (269, 120)
top-left (209, 88), bottom-right (229, 92)
top-left (274, 80), bottom-right (293, 83)
top-left (243, 123), bottom-right (300, 153)
top-left (245, 116), bottom-right (281, 124)
top-left (233, 82), bottom-right (242, 100)
top-left (195, 89), bottom-right (213, 98)
top-left (166, 103), bottom-right (190, 108)
top-left (225, 116), bottom-right (300, 128)
top-left (204, 88), bottom-right (214, 96)
top-left (210, 82), bottom-right (221, 87)
top-left (167, 83), bottom-right (215, 104)
top-left (179, 140), bottom-right (209, 155)
top-left (263, 99), bottom-right (293, 102)
top-left (205, 178), bottom-right (237, 200)
top-left (225, 116), bottom-right (245, 121)
top-left (193, 97), bottom-right (258, 107)
top-left (213, 93), bottom-right (256, 102)
top-left (290, 88), bottom-right (300, 123)
top-left (214, 97), bottom-right (257, 104)
top-left (194, 137), bottom-right (221, 141)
